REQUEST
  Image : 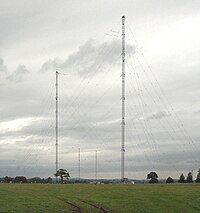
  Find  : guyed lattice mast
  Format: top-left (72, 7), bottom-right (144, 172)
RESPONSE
top-left (55, 71), bottom-right (58, 181)
top-left (121, 16), bottom-right (125, 182)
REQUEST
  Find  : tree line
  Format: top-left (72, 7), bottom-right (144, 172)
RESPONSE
top-left (0, 176), bottom-right (53, 183)
top-left (0, 168), bottom-right (70, 184)
top-left (147, 168), bottom-right (200, 184)
top-left (1, 168), bottom-right (200, 184)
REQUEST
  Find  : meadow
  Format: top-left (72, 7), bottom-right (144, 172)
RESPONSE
top-left (0, 183), bottom-right (200, 213)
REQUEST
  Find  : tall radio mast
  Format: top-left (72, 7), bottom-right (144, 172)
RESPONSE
top-left (121, 15), bottom-right (125, 182)
top-left (78, 148), bottom-right (81, 180)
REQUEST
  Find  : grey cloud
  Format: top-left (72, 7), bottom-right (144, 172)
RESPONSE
top-left (0, 58), bottom-right (29, 84)
top-left (40, 39), bottom-right (135, 75)
top-left (0, 58), bottom-right (8, 85)
top-left (7, 65), bottom-right (29, 82)
top-left (146, 110), bottom-right (171, 121)
top-left (1, 0), bottom-right (200, 179)
top-left (40, 58), bottom-right (61, 73)
top-left (0, 58), bottom-right (7, 73)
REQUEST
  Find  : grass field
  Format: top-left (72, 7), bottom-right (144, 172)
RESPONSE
top-left (0, 183), bottom-right (200, 213)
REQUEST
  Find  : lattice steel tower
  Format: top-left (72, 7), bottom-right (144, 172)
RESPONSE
top-left (121, 16), bottom-right (125, 182)
top-left (55, 71), bottom-right (58, 180)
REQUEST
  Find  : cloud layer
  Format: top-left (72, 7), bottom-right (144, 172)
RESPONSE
top-left (0, 0), bottom-right (200, 179)
top-left (40, 39), bottom-right (135, 76)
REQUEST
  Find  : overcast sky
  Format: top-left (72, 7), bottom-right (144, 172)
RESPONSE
top-left (0, 0), bottom-right (200, 179)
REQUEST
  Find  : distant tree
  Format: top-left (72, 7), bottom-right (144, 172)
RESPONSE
top-left (27, 177), bottom-right (52, 183)
top-left (44, 177), bottom-right (52, 183)
top-left (4, 176), bottom-right (13, 183)
top-left (147, 172), bottom-right (158, 183)
top-left (15, 176), bottom-right (27, 183)
top-left (54, 169), bottom-right (70, 183)
top-left (195, 168), bottom-right (200, 183)
top-left (166, 177), bottom-right (174, 183)
top-left (186, 172), bottom-right (193, 183)
top-left (178, 173), bottom-right (185, 183)
top-left (28, 177), bottom-right (42, 183)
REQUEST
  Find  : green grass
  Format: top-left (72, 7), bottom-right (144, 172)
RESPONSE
top-left (0, 183), bottom-right (200, 212)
